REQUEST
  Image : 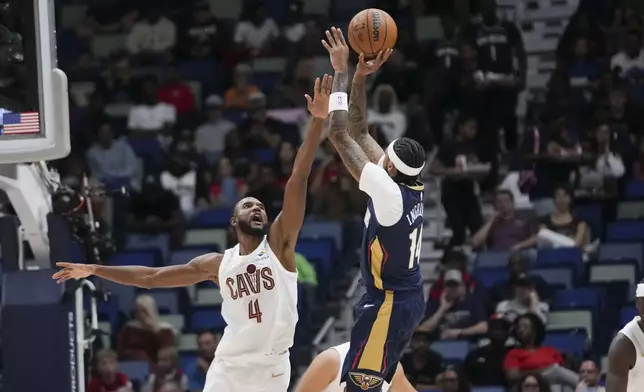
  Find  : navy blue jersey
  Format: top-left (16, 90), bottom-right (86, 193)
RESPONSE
top-left (360, 182), bottom-right (424, 294)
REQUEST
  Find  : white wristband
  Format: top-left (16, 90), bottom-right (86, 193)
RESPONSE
top-left (329, 92), bottom-right (349, 113)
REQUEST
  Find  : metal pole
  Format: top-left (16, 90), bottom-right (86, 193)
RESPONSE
top-left (74, 280), bottom-right (85, 392)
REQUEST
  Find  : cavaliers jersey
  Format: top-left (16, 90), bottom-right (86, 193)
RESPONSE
top-left (619, 317), bottom-right (644, 392)
top-left (323, 343), bottom-right (391, 392)
top-left (214, 236), bottom-right (298, 364)
top-left (361, 182), bottom-right (424, 294)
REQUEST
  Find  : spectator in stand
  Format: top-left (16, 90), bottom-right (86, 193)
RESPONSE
top-left (464, 317), bottom-right (512, 387)
top-left (142, 347), bottom-right (188, 392)
top-left (610, 30), bottom-right (644, 77)
top-left (274, 141), bottom-right (296, 184)
top-left (127, 78), bottom-right (177, 135)
top-left (224, 64), bottom-right (261, 110)
top-left (579, 121), bottom-right (625, 193)
top-left (604, 84), bottom-right (641, 140)
top-left (88, 349), bottom-right (134, 392)
top-left (504, 313), bottom-right (579, 387)
top-left (489, 252), bottom-right (550, 305)
top-left (202, 156), bottom-right (246, 208)
top-left (431, 114), bottom-right (486, 246)
top-left (557, 12), bottom-right (604, 61)
top-left (238, 93), bottom-right (292, 148)
top-left (282, 1), bottom-right (306, 47)
top-left (194, 95), bottom-right (236, 161)
top-left (436, 368), bottom-right (470, 392)
top-left (518, 374), bottom-right (552, 392)
top-left (127, 175), bottom-right (184, 247)
top-left (246, 164), bottom-right (283, 218)
top-left (233, 1), bottom-right (279, 58)
top-left (117, 295), bottom-right (175, 363)
top-left (104, 54), bottom-right (136, 104)
top-left (126, 8), bottom-right (176, 57)
top-left (367, 84), bottom-right (407, 143)
top-left (400, 332), bottom-right (444, 389)
top-left (537, 184), bottom-right (590, 249)
top-left (429, 250), bottom-right (482, 301)
top-left (471, 189), bottom-right (538, 251)
top-left (419, 269), bottom-right (488, 340)
top-left (565, 38), bottom-right (600, 82)
top-left (576, 359), bottom-right (605, 392)
top-left (495, 274), bottom-right (550, 324)
top-left (179, 1), bottom-right (221, 60)
top-left (185, 331), bottom-right (220, 391)
top-left (158, 64), bottom-right (196, 115)
top-left (160, 152), bottom-right (198, 217)
top-left (86, 122), bottom-right (138, 186)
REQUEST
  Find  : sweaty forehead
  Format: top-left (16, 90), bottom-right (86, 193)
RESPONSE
top-left (235, 197), bottom-right (262, 213)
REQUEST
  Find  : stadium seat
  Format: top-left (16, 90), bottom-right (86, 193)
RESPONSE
top-left (111, 251), bottom-right (157, 268)
top-left (254, 149), bottom-right (276, 164)
top-left (169, 248), bottom-right (215, 266)
top-left (473, 267), bottom-right (507, 288)
top-left (177, 59), bottom-right (219, 87)
top-left (589, 263), bottom-right (637, 285)
top-left (296, 238), bottom-right (335, 274)
top-left (574, 204), bottom-right (602, 238)
top-left (531, 267), bottom-right (573, 290)
top-left (617, 201), bottom-right (644, 220)
top-left (159, 314), bottom-right (185, 331)
top-left (300, 221), bottom-right (343, 251)
top-left (548, 310), bottom-right (593, 341)
top-left (475, 251), bottom-right (511, 269)
top-left (119, 361), bottom-right (150, 384)
top-left (625, 181), bottom-right (644, 199)
top-left (620, 306), bottom-right (637, 326)
top-left (92, 34), bottom-right (127, 58)
top-left (126, 234), bottom-right (170, 261)
top-left (184, 228), bottom-right (227, 250)
top-left (179, 333), bottom-right (199, 351)
top-left (553, 288), bottom-right (601, 312)
top-left (536, 248), bottom-right (582, 267)
top-left (179, 353), bottom-right (198, 372)
top-left (193, 208), bottom-right (232, 228)
top-left (191, 309), bottom-right (227, 331)
top-left (99, 279), bottom-right (136, 313)
top-left (599, 243), bottom-right (643, 269)
top-left (148, 290), bottom-right (179, 314)
top-left (607, 221), bottom-right (644, 242)
top-left (129, 137), bottom-right (162, 158)
top-left (196, 288), bottom-right (224, 306)
top-left (543, 332), bottom-right (587, 358)
top-left (430, 340), bottom-right (470, 363)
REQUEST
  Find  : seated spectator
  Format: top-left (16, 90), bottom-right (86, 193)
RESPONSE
top-left (88, 349), bottom-right (133, 392)
top-left (517, 373), bottom-right (552, 392)
top-left (179, 1), bottom-right (221, 60)
top-left (194, 95), bottom-right (236, 159)
top-left (428, 250), bottom-right (483, 302)
top-left (237, 93), bottom-right (292, 148)
top-left (464, 317), bottom-right (513, 387)
top-left (104, 54), bottom-right (137, 103)
top-left (610, 30), bottom-right (644, 77)
top-left (203, 156), bottom-right (246, 208)
top-left (419, 269), bottom-right (488, 340)
top-left (127, 78), bottom-right (177, 134)
top-left (127, 176), bottom-right (184, 247)
top-left (435, 368), bottom-right (470, 392)
top-left (495, 274), bottom-right (549, 324)
top-left (127, 8), bottom-right (176, 57)
top-left (224, 64), bottom-right (261, 110)
top-left (223, 131), bottom-right (251, 173)
top-left (367, 84), bottom-right (407, 143)
top-left (233, 1), bottom-right (279, 57)
top-left (536, 185), bottom-right (589, 249)
top-left (471, 189), bottom-right (538, 251)
top-left (579, 122), bottom-right (625, 192)
top-left (160, 153), bottom-right (198, 217)
top-left (431, 114), bottom-right (487, 246)
top-left (185, 331), bottom-right (220, 391)
top-left (565, 37), bottom-right (600, 82)
top-left (158, 65), bottom-right (196, 115)
top-left (489, 253), bottom-right (550, 305)
top-left (86, 122), bottom-right (138, 186)
top-left (274, 141), bottom-right (296, 184)
top-left (117, 295), bottom-right (175, 363)
top-left (504, 314), bottom-right (579, 387)
top-left (604, 84), bottom-right (641, 140)
top-left (246, 165), bottom-right (283, 218)
top-left (142, 347), bottom-right (188, 392)
top-left (576, 359), bottom-right (605, 392)
top-left (400, 332), bottom-right (444, 389)
top-left (282, 0), bottom-right (306, 47)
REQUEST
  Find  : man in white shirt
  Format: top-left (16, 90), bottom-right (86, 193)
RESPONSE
top-left (127, 79), bottom-right (176, 133)
top-left (495, 275), bottom-right (549, 324)
top-left (367, 84), bottom-right (407, 144)
top-left (127, 9), bottom-right (177, 54)
top-left (234, 2), bottom-right (279, 55)
top-left (610, 30), bottom-right (644, 77)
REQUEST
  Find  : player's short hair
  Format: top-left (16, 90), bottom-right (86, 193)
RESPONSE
top-left (391, 137), bottom-right (426, 185)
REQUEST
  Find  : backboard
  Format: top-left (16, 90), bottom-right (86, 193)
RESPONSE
top-left (0, 0), bottom-right (70, 164)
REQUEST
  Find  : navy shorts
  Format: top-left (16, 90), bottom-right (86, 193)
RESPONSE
top-left (341, 289), bottom-right (425, 391)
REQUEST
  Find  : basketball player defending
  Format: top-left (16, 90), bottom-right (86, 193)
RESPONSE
top-left (606, 279), bottom-right (644, 392)
top-left (296, 342), bottom-right (417, 392)
top-left (53, 74), bottom-right (334, 392)
top-left (323, 27), bottom-right (427, 392)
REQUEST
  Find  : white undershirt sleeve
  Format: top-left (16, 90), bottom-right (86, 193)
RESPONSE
top-left (358, 160), bottom-right (403, 227)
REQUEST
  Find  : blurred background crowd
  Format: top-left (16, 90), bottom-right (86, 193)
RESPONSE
top-left (4, 0), bottom-right (644, 390)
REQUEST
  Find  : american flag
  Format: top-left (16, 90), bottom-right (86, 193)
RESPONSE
top-left (1, 112), bottom-right (40, 135)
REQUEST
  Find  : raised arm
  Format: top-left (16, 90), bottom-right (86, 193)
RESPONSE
top-left (606, 332), bottom-right (635, 392)
top-left (269, 75), bottom-right (332, 271)
top-left (53, 252), bottom-right (222, 288)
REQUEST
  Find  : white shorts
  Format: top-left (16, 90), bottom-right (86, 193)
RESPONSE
top-left (203, 354), bottom-right (291, 392)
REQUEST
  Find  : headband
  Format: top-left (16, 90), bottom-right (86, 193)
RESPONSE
top-left (637, 283), bottom-right (644, 298)
top-left (387, 139), bottom-right (425, 176)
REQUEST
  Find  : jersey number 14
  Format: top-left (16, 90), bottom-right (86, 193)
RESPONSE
top-left (408, 227), bottom-right (423, 269)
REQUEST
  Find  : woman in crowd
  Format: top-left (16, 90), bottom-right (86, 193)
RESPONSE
top-left (117, 295), bottom-right (175, 363)
top-left (504, 313), bottom-right (578, 388)
top-left (518, 373), bottom-right (552, 392)
top-left (538, 184), bottom-right (589, 248)
top-left (436, 368), bottom-right (471, 392)
top-left (580, 121), bottom-right (625, 193)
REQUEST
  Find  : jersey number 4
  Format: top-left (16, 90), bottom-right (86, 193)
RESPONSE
top-left (408, 227), bottom-right (423, 269)
top-left (248, 299), bottom-right (263, 323)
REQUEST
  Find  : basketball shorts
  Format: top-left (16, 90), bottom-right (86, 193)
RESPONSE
top-left (204, 353), bottom-right (291, 392)
top-left (341, 289), bottom-right (425, 391)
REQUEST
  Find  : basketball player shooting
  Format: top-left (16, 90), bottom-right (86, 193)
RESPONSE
top-left (53, 74), bottom-right (334, 392)
top-left (322, 27), bottom-right (427, 392)
top-left (296, 342), bottom-right (417, 392)
top-left (606, 279), bottom-right (644, 392)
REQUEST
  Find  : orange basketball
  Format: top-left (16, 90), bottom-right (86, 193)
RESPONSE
top-left (347, 9), bottom-right (398, 58)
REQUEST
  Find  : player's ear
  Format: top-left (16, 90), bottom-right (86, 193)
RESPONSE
top-left (230, 216), bottom-right (238, 227)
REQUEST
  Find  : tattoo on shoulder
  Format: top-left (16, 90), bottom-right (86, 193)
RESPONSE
top-left (348, 103), bottom-right (363, 122)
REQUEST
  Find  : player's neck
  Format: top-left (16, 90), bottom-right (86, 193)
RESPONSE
top-left (238, 235), bottom-right (264, 256)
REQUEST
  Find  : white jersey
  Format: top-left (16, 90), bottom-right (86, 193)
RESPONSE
top-left (619, 316), bottom-right (644, 392)
top-left (214, 236), bottom-right (298, 364)
top-left (323, 343), bottom-right (391, 392)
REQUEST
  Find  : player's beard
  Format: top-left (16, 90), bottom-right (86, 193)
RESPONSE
top-left (237, 219), bottom-right (267, 238)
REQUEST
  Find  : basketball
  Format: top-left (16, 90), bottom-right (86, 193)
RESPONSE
top-left (347, 9), bottom-right (398, 58)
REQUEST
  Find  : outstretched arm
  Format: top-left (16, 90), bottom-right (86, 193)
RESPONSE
top-left (606, 332), bottom-right (635, 392)
top-left (53, 253), bottom-right (221, 288)
top-left (391, 363), bottom-right (417, 392)
top-left (270, 75), bottom-right (332, 272)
